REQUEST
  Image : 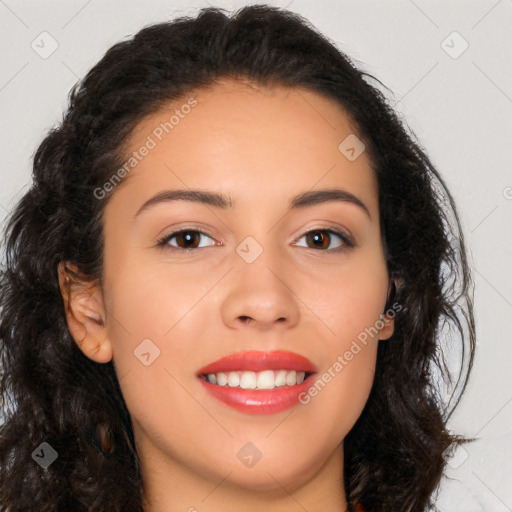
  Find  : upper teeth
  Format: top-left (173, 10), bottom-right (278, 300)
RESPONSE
top-left (204, 370), bottom-right (306, 389)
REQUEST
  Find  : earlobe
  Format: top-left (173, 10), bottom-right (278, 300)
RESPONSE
top-left (57, 261), bottom-right (113, 363)
top-left (378, 314), bottom-right (395, 340)
top-left (379, 278), bottom-right (398, 340)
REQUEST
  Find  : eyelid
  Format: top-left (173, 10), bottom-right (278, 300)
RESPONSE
top-left (293, 219), bottom-right (354, 239)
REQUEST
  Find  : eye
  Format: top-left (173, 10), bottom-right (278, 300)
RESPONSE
top-left (156, 229), bottom-right (216, 251)
top-left (294, 229), bottom-right (354, 251)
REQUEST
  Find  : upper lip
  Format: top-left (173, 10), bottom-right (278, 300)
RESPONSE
top-left (197, 350), bottom-right (318, 375)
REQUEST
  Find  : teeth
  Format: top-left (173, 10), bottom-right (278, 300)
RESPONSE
top-left (204, 369), bottom-right (307, 389)
top-left (216, 372), bottom-right (227, 386)
top-left (206, 373), bottom-right (217, 384)
top-left (285, 370), bottom-right (297, 386)
top-left (257, 369), bottom-right (275, 390)
top-left (227, 371), bottom-right (240, 387)
top-left (240, 371), bottom-right (257, 389)
top-left (274, 370), bottom-right (287, 387)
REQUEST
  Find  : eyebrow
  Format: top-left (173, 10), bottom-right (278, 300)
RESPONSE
top-left (133, 187), bottom-right (371, 220)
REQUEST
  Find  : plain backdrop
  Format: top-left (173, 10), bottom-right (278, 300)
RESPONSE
top-left (0, 1), bottom-right (511, 510)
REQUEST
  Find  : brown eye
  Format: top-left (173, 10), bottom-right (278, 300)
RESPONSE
top-left (157, 230), bottom-right (216, 250)
top-left (174, 231), bottom-right (201, 249)
top-left (296, 229), bottom-right (354, 251)
top-left (306, 230), bottom-right (331, 249)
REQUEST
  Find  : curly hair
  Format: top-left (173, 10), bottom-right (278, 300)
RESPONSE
top-left (0, 4), bottom-right (475, 511)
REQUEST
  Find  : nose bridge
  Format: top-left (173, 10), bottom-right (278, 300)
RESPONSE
top-left (236, 232), bottom-right (288, 299)
top-left (221, 230), bottom-right (300, 329)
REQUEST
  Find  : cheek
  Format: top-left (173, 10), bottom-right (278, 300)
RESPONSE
top-left (298, 252), bottom-right (389, 344)
top-left (102, 268), bottom-right (209, 445)
top-left (104, 260), bottom-right (212, 346)
top-left (102, 262), bottom-right (210, 405)
top-left (297, 344), bottom-right (377, 459)
top-left (293, 250), bottom-right (387, 416)
top-left (295, 273), bottom-right (384, 443)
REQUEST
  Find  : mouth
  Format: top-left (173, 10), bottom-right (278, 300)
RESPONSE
top-left (196, 350), bottom-right (317, 415)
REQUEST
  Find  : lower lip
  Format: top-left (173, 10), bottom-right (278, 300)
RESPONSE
top-left (198, 376), bottom-right (315, 415)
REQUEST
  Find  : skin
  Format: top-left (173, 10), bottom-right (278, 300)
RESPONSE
top-left (59, 78), bottom-right (394, 512)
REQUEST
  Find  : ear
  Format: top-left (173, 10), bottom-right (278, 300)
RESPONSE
top-left (379, 279), bottom-right (397, 341)
top-left (378, 314), bottom-right (395, 341)
top-left (58, 261), bottom-right (113, 363)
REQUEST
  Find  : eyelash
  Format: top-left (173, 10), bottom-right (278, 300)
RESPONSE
top-left (156, 227), bottom-right (355, 253)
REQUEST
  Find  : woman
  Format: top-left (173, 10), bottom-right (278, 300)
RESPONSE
top-left (0, 4), bottom-right (475, 511)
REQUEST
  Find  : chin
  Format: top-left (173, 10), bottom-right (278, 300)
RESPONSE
top-left (219, 454), bottom-right (321, 494)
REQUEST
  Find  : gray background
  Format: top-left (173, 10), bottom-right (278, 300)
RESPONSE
top-left (1, 1), bottom-right (511, 510)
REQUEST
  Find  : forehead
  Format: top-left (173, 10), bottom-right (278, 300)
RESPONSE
top-left (106, 78), bottom-right (377, 216)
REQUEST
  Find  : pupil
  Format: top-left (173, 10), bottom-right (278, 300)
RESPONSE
top-left (181, 231), bottom-right (197, 247)
top-left (311, 231), bottom-right (327, 248)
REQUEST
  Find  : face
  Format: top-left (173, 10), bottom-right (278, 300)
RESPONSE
top-left (62, 78), bottom-right (394, 507)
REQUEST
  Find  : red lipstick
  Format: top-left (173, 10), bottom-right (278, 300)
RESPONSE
top-left (197, 350), bottom-right (317, 374)
top-left (197, 350), bottom-right (317, 415)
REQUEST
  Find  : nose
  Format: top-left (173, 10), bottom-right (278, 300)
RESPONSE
top-left (220, 254), bottom-right (300, 332)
